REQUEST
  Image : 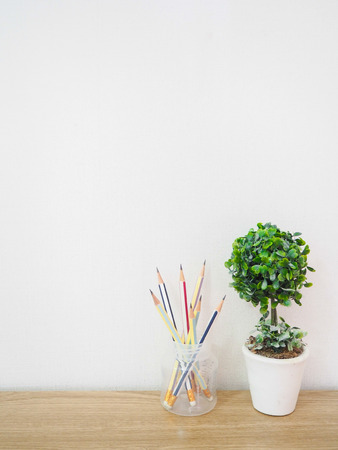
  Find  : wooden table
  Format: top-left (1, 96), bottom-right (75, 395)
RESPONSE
top-left (0, 391), bottom-right (337, 449)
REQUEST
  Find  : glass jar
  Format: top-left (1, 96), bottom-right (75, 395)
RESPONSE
top-left (160, 341), bottom-right (218, 416)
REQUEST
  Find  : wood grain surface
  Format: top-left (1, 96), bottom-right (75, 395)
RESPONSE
top-left (0, 391), bottom-right (337, 449)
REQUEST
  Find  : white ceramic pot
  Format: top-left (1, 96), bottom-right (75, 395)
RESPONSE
top-left (242, 345), bottom-right (310, 416)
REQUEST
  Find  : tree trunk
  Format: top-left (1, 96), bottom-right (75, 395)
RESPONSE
top-left (271, 303), bottom-right (278, 326)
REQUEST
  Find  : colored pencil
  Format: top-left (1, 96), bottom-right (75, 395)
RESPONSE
top-left (179, 264), bottom-right (189, 338)
top-left (163, 360), bottom-right (180, 405)
top-left (150, 290), bottom-right (182, 343)
top-left (157, 268), bottom-right (177, 330)
top-left (187, 305), bottom-right (198, 392)
top-left (199, 296), bottom-right (225, 344)
top-left (195, 296), bottom-right (202, 325)
top-left (150, 290), bottom-right (196, 406)
top-left (191, 260), bottom-right (205, 311)
top-left (164, 331), bottom-right (186, 403)
top-left (189, 306), bottom-right (197, 345)
top-left (151, 289), bottom-right (212, 403)
top-left (151, 289), bottom-right (210, 384)
top-left (186, 305), bottom-right (197, 345)
top-left (167, 296), bottom-right (226, 408)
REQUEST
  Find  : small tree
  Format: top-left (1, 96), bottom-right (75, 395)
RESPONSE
top-left (225, 223), bottom-right (315, 328)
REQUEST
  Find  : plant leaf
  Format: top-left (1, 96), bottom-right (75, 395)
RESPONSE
top-left (272, 279), bottom-right (280, 290)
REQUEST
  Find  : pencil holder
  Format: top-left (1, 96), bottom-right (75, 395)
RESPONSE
top-left (161, 342), bottom-right (218, 416)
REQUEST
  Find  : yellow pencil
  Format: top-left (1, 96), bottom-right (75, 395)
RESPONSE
top-left (188, 306), bottom-right (197, 391)
top-left (163, 332), bottom-right (184, 405)
top-left (150, 290), bottom-right (182, 343)
top-left (188, 306), bottom-right (196, 345)
top-left (150, 290), bottom-right (196, 406)
top-left (163, 360), bottom-right (180, 405)
top-left (195, 296), bottom-right (202, 324)
top-left (179, 264), bottom-right (189, 339)
top-left (191, 261), bottom-right (205, 311)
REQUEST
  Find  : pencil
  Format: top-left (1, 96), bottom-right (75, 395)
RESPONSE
top-left (191, 297), bottom-right (202, 392)
top-left (153, 290), bottom-right (209, 404)
top-left (150, 290), bottom-right (196, 406)
top-left (195, 296), bottom-right (202, 325)
top-left (157, 268), bottom-right (177, 330)
top-left (187, 305), bottom-right (197, 392)
top-left (186, 305), bottom-right (197, 345)
top-left (164, 332), bottom-right (185, 403)
top-left (191, 260), bottom-right (205, 311)
top-left (163, 359), bottom-right (180, 405)
top-left (189, 306), bottom-right (197, 345)
top-left (179, 264), bottom-right (189, 338)
top-left (150, 290), bottom-right (182, 343)
top-left (199, 296), bottom-right (225, 344)
top-left (167, 296), bottom-right (226, 408)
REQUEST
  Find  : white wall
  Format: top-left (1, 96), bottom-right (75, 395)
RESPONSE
top-left (0, 0), bottom-right (337, 390)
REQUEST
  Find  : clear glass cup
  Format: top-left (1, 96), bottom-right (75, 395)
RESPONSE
top-left (160, 341), bottom-right (218, 416)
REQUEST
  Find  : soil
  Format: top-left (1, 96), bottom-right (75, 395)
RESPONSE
top-left (247, 336), bottom-right (304, 359)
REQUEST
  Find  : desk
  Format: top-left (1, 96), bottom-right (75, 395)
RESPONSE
top-left (0, 391), bottom-right (337, 449)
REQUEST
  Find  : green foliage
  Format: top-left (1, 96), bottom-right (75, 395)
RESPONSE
top-left (247, 315), bottom-right (307, 352)
top-left (224, 222), bottom-right (315, 313)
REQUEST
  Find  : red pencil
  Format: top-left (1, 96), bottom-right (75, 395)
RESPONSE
top-left (179, 264), bottom-right (189, 338)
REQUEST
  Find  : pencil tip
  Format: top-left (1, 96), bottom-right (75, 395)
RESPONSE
top-left (180, 264), bottom-right (182, 270)
top-left (149, 289), bottom-right (153, 294)
top-left (216, 299), bottom-right (224, 313)
top-left (151, 292), bottom-right (160, 305)
top-left (196, 302), bottom-right (201, 312)
top-left (223, 294), bottom-right (227, 301)
top-left (200, 260), bottom-right (206, 277)
top-left (156, 267), bottom-right (159, 273)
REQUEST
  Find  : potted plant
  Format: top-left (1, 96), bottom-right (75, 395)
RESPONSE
top-left (225, 222), bottom-right (315, 416)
